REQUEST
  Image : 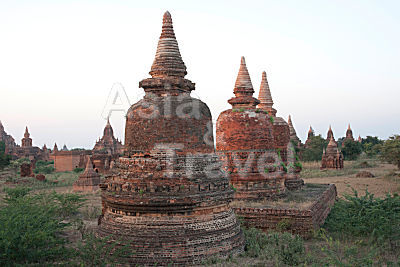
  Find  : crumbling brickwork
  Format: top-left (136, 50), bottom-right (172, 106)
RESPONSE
top-left (234, 184), bottom-right (337, 238)
top-left (20, 162), bottom-right (34, 177)
top-left (216, 60), bottom-right (303, 200)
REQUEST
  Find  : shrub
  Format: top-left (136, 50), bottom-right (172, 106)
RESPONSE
top-left (34, 160), bottom-right (55, 174)
top-left (380, 135), bottom-right (400, 169)
top-left (242, 227), bottom-right (306, 265)
top-left (323, 188), bottom-right (400, 248)
top-left (0, 187), bottom-right (88, 265)
top-left (0, 141), bottom-right (11, 169)
top-left (299, 135), bottom-right (328, 161)
top-left (341, 139), bottom-right (363, 160)
top-left (73, 167), bottom-right (84, 173)
top-left (73, 233), bottom-right (130, 267)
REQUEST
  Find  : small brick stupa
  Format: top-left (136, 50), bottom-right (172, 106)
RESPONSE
top-left (257, 71), bottom-right (290, 163)
top-left (257, 71), bottom-right (303, 190)
top-left (73, 157), bottom-right (100, 192)
top-left (97, 11), bottom-right (243, 265)
top-left (321, 136), bottom-right (344, 169)
top-left (216, 58), bottom-right (286, 200)
top-left (288, 115), bottom-right (302, 147)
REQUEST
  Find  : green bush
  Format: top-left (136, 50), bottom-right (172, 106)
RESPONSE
top-left (73, 233), bottom-right (130, 267)
top-left (34, 160), bottom-right (55, 174)
top-left (242, 227), bottom-right (306, 265)
top-left (341, 139), bottom-right (363, 160)
top-left (73, 167), bottom-right (84, 173)
top-left (323, 188), bottom-right (400, 248)
top-left (299, 135), bottom-right (328, 161)
top-left (380, 135), bottom-right (400, 169)
top-left (0, 187), bottom-right (87, 265)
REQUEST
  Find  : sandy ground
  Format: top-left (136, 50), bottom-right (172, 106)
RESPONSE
top-left (303, 163), bottom-right (400, 198)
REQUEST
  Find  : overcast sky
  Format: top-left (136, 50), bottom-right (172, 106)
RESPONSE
top-left (1, 0), bottom-right (399, 149)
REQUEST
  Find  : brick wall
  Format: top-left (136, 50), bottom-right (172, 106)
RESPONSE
top-left (234, 184), bottom-right (337, 238)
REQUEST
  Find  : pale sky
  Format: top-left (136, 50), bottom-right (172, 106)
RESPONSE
top-left (0, 0), bottom-right (399, 149)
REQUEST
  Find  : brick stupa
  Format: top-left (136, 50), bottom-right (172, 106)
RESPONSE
top-left (256, 71), bottom-right (303, 190)
top-left (97, 11), bottom-right (243, 265)
top-left (73, 157), bottom-right (101, 192)
top-left (321, 136), bottom-right (344, 169)
top-left (288, 115), bottom-right (302, 147)
top-left (216, 58), bottom-right (286, 200)
top-left (257, 71), bottom-right (291, 163)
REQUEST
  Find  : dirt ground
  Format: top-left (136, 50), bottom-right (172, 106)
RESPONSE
top-left (303, 161), bottom-right (400, 198)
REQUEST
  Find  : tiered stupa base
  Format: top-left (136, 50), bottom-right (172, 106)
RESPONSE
top-left (97, 153), bottom-right (244, 265)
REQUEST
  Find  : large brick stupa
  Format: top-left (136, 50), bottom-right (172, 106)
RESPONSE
top-left (97, 11), bottom-right (243, 265)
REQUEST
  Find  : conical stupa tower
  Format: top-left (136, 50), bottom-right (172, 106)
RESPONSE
top-left (216, 58), bottom-right (286, 200)
top-left (257, 71), bottom-right (290, 162)
top-left (256, 72), bottom-right (303, 190)
top-left (288, 115), bottom-right (301, 146)
top-left (257, 71), bottom-right (276, 116)
top-left (73, 156), bottom-right (100, 192)
top-left (97, 12), bottom-right (243, 265)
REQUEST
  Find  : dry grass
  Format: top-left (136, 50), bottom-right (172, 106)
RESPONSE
top-left (302, 159), bottom-right (400, 198)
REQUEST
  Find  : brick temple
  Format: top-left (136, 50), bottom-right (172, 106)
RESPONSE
top-left (344, 124), bottom-right (354, 142)
top-left (52, 119), bottom-right (123, 173)
top-left (12, 126), bottom-right (50, 161)
top-left (305, 126), bottom-right (315, 147)
top-left (97, 11), bottom-right (243, 265)
top-left (321, 136), bottom-right (344, 169)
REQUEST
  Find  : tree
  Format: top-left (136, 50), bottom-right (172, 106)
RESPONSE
top-left (341, 139), bottom-right (362, 160)
top-left (362, 136), bottom-right (383, 157)
top-left (380, 135), bottom-right (400, 169)
top-left (0, 141), bottom-right (11, 169)
top-left (300, 135), bottom-right (327, 161)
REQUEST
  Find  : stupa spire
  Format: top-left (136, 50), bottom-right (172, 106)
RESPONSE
top-left (149, 11), bottom-right (187, 78)
top-left (257, 71), bottom-right (277, 116)
top-left (288, 115), bottom-right (293, 126)
top-left (234, 57), bottom-right (254, 95)
top-left (24, 126), bottom-right (30, 138)
top-left (258, 71), bottom-right (273, 106)
top-left (228, 57), bottom-right (259, 108)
